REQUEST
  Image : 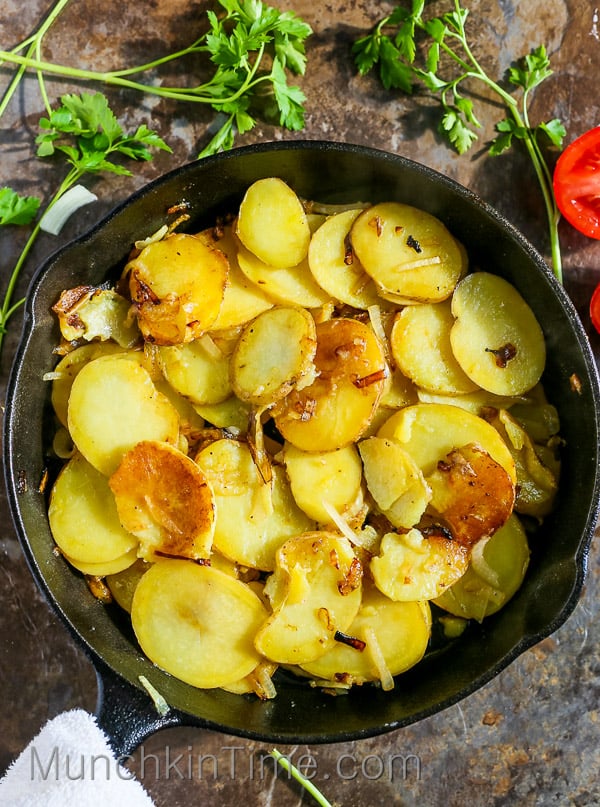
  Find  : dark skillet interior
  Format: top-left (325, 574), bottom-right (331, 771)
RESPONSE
top-left (4, 141), bottom-right (600, 746)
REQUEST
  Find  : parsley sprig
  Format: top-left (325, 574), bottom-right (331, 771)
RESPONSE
top-left (0, 92), bottom-right (170, 354)
top-left (0, 0), bottom-right (312, 158)
top-left (353, 0), bottom-right (565, 282)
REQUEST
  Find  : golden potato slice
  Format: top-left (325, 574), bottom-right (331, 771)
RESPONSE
top-left (195, 438), bottom-right (314, 570)
top-left (390, 302), bottom-right (478, 394)
top-left (450, 272), bottom-right (546, 395)
top-left (283, 442), bottom-right (363, 523)
top-left (131, 560), bottom-right (268, 689)
top-left (236, 177), bottom-right (311, 268)
top-left (48, 452), bottom-right (138, 564)
top-left (50, 342), bottom-right (125, 428)
top-left (371, 528), bottom-right (469, 601)
top-left (197, 224), bottom-right (274, 330)
top-left (427, 443), bottom-right (515, 546)
top-left (300, 584), bottom-right (431, 684)
top-left (254, 532), bottom-right (362, 665)
top-left (230, 306), bottom-right (317, 406)
top-left (67, 354), bottom-right (180, 476)
top-left (350, 202), bottom-right (466, 302)
top-left (127, 232), bottom-right (228, 345)
top-left (416, 387), bottom-right (525, 415)
top-left (434, 514), bottom-right (530, 621)
top-left (64, 547), bottom-right (138, 577)
top-left (194, 396), bottom-right (252, 432)
top-left (52, 286), bottom-right (140, 347)
top-left (236, 239), bottom-right (331, 308)
top-left (109, 440), bottom-right (215, 561)
top-left (358, 436), bottom-right (431, 529)
top-left (308, 209), bottom-right (381, 308)
top-left (153, 379), bottom-right (205, 437)
top-left (106, 559), bottom-right (151, 613)
top-left (377, 403), bottom-right (516, 482)
top-left (156, 337), bottom-right (232, 406)
top-left (273, 318), bottom-right (388, 451)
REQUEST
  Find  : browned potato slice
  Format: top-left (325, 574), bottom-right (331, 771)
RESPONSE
top-left (127, 232), bottom-right (228, 345)
top-left (308, 209), bottom-right (381, 308)
top-left (427, 443), bottom-right (515, 547)
top-left (358, 436), bottom-right (431, 529)
top-left (156, 337), bottom-right (232, 406)
top-left (282, 442), bottom-right (363, 523)
top-left (351, 202), bottom-right (466, 302)
top-left (109, 440), bottom-right (215, 561)
top-left (236, 177), bottom-right (311, 268)
top-left (49, 452), bottom-right (138, 564)
top-left (450, 272), bottom-right (546, 395)
top-left (255, 532), bottom-right (362, 664)
top-left (300, 584), bottom-right (431, 684)
top-left (273, 318), bottom-right (388, 451)
top-left (390, 301), bottom-right (478, 394)
top-left (197, 225), bottom-right (273, 330)
top-left (50, 342), bottom-right (125, 428)
top-left (371, 528), bottom-right (469, 601)
top-left (195, 438), bottom-right (314, 570)
top-left (67, 354), bottom-right (180, 476)
top-left (378, 403), bottom-right (516, 482)
top-left (131, 560), bottom-right (268, 689)
top-left (236, 239), bottom-right (331, 308)
top-left (52, 286), bottom-right (140, 347)
top-left (231, 306), bottom-right (317, 406)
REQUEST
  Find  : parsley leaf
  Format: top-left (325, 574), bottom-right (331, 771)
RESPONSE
top-left (0, 187), bottom-right (40, 226)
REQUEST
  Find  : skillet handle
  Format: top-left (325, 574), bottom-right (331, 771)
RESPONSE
top-left (94, 659), bottom-right (201, 758)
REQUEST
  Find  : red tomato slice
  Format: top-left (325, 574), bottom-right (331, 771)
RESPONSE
top-left (553, 126), bottom-right (600, 240)
top-left (590, 282), bottom-right (600, 334)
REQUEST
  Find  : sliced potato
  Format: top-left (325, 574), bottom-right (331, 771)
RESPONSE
top-left (427, 443), bottom-right (515, 546)
top-left (416, 387), bottom-right (525, 415)
top-left (236, 177), bottom-right (311, 268)
top-left (131, 560), bottom-right (268, 688)
top-left (236, 239), bottom-right (331, 308)
top-left (68, 354), bottom-right (180, 475)
top-left (358, 436), bottom-right (431, 529)
top-left (300, 584), bottom-right (431, 684)
top-left (48, 452), bottom-right (138, 564)
top-left (127, 232), bottom-right (228, 345)
top-left (109, 440), bottom-right (215, 561)
top-left (231, 306), bottom-right (317, 406)
top-left (156, 337), bottom-right (232, 406)
top-left (194, 396), bottom-right (252, 432)
top-left (255, 532), bottom-right (362, 664)
top-left (377, 403), bottom-right (516, 482)
top-left (195, 438), bottom-right (314, 570)
top-left (434, 514), bottom-right (530, 621)
top-left (106, 558), bottom-right (151, 613)
top-left (371, 528), bottom-right (469, 601)
top-left (50, 342), bottom-right (125, 428)
top-left (197, 224), bottom-right (273, 330)
top-left (65, 546), bottom-right (138, 577)
top-left (351, 202), bottom-right (466, 302)
top-left (450, 272), bottom-right (546, 395)
top-left (283, 442), bottom-right (363, 523)
top-left (390, 302), bottom-right (478, 394)
top-left (308, 209), bottom-right (381, 308)
top-left (52, 286), bottom-right (140, 347)
top-left (273, 318), bottom-right (387, 451)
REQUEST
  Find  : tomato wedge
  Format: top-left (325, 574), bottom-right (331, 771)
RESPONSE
top-left (553, 126), bottom-right (600, 240)
top-left (590, 282), bottom-right (600, 334)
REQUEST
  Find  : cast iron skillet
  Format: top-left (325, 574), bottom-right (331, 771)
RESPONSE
top-left (4, 141), bottom-right (600, 757)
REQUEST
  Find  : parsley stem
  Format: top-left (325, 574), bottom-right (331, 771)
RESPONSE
top-left (269, 750), bottom-right (333, 807)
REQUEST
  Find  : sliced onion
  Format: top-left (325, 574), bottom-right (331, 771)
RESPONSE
top-left (40, 185), bottom-right (98, 235)
top-left (363, 626), bottom-right (395, 692)
top-left (470, 535), bottom-right (501, 589)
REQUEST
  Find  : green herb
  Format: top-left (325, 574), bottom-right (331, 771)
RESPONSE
top-left (0, 0), bottom-right (312, 159)
top-left (270, 749), bottom-right (333, 807)
top-left (353, 0), bottom-right (566, 282)
top-left (0, 92), bottom-right (171, 354)
top-left (0, 188), bottom-right (40, 226)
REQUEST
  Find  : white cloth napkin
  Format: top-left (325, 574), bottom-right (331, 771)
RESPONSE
top-left (0, 709), bottom-right (155, 806)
